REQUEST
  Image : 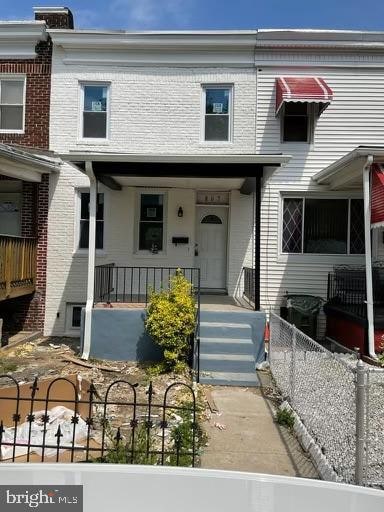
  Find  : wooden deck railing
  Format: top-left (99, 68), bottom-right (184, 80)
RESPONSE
top-left (0, 235), bottom-right (37, 301)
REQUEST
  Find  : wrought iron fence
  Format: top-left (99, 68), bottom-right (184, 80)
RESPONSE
top-left (327, 269), bottom-right (367, 318)
top-left (0, 376), bottom-right (198, 467)
top-left (95, 265), bottom-right (200, 306)
top-left (269, 312), bottom-right (384, 488)
top-left (243, 267), bottom-right (255, 305)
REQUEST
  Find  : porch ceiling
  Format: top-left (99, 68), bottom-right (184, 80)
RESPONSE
top-left (313, 146), bottom-right (384, 190)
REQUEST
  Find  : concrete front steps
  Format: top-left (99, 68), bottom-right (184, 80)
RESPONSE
top-left (198, 311), bottom-right (264, 387)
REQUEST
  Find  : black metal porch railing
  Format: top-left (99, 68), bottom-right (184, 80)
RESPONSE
top-left (327, 269), bottom-right (367, 318)
top-left (243, 266), bottom-right (255, 305)
top-left (95, 266), bottom-right (200, 306)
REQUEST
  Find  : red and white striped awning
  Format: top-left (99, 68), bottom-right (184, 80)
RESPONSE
top-left (371, 163), bottom-right (384, 228)
top-left (275, 76), bottom-right (333, 115)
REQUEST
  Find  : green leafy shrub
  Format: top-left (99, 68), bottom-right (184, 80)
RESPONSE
top-left (145, 270), bottom-right (196, 373)
top-left (276, 408), bottom-right (295, 429)
top-left (168, 397), bottom-right (208, 467)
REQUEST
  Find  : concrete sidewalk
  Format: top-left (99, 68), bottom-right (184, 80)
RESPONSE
top-left (201, 385), bottom-right (318, 478)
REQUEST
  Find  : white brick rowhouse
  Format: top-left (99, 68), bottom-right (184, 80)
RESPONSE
top-left (44, 25), bottom-right (384, 347)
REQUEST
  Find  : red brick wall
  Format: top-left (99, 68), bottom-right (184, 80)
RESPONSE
top-left (0, 40), bottom-right (51, 149)
top-left (0, 30), bottom-right (52, 332)
top-left (35, 11), bottom-right (74, 30)
top-left (21, 182), bottom-right (37, 238)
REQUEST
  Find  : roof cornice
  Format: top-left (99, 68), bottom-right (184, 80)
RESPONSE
top-left (49, 30), bottom-right (257, 50)
top-left (0, 21), bottom-right (47, 59)
top-left (50, 30), bottom-right (258, 67)
top-left (256, 29), bottom-right (384, 50)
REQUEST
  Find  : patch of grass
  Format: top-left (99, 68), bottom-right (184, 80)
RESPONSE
top-left (0, 357), bottom-right (17, 374)
top-left (94, 423), bottom-right (158, 465)
top-left (276, 408), bottom-right (295, 429)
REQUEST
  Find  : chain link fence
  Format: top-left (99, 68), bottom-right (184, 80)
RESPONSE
top-left (269, 312), bottom-right (384, 488)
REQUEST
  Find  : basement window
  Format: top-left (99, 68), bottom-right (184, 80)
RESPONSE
top-left (65, 303), bottom-right (85, 333)
top-left (0, 78), bottom-right (25, 132)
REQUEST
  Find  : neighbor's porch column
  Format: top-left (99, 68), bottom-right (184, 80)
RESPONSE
top-left (82, 161), bottom-right (97, 359)
top-left (363, 155), bottom-right (376, 358)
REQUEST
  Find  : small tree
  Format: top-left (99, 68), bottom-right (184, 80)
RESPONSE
top-left (145, 270), bottom-right (196, 373)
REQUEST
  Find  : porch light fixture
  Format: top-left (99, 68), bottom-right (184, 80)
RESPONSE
top-left (177, 206), bottom-right (183, 218)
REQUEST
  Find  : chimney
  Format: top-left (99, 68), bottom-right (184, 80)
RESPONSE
top-left (33, 6), bottom-right (74, 29)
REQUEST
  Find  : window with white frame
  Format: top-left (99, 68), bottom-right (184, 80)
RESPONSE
top-left (0, 78), bottom-right (25, 132)
top-left (282, 197), bottom-right (365, 255)
top-left (65, 303), bottom-right (84, 332)
top-left (281, 103), bottom-right (316, 143)
top-left (138, 193), bottom-right (164, 251)
top-left (78, 192), bottom-right (104, 250)
top-left (203, 85), bottom-right (232, 141)
top-left (81, 83), bottom-right (109, 139)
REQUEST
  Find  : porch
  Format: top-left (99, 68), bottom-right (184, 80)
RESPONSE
top-left (0, 235), bottom-right (37, 301)
top-left (61, 151), bottom-right (290, 364)
top-left (0, 143), bottom-right (60, 341)
top-left (312, 146), bottom-right (384, 358)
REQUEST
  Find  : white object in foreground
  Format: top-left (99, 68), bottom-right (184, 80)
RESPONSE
top-left (0, 464), bottom-right (383, 511)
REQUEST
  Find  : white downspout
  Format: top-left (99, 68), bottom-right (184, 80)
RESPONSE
top-left (363, 155), bottom-right (377, 359)
top-left (81, 161), bottom-right (97, 360)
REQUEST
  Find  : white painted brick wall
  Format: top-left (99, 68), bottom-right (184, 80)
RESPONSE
top-left (45, 51), bottom-right (258, 335)
top-left (50, 48), bottom-right (257, 154)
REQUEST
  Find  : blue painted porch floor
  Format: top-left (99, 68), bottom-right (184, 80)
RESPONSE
top-left (199, 300), bottom-right (265, 387)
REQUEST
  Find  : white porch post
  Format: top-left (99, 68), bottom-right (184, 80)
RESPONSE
top-left (81, 161), bottom-right (97, 360)
top-left (363, 155), bottom-right (376, 358)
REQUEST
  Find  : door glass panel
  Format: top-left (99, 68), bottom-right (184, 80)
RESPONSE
top-left (201, 214), bottom-right (222, 224)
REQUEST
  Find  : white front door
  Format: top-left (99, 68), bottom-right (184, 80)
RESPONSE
top-left (195, 206), bottom-right (228, 290)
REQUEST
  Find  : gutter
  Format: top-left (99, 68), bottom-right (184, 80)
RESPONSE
top-left (81, 162), bottom-right (97, 360)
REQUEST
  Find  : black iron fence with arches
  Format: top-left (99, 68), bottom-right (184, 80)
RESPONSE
top-left (0, 375), bottom-right (198, 467)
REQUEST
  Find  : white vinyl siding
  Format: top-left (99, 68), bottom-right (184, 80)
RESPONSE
top-left (257, 68), bottom-right (383, 334)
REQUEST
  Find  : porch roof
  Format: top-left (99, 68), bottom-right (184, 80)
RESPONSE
top-left (0, 144), bottom-right (61, 182)
top-left (312, 146), bottom-right (384, 190)
top-left (61, 151), bottom-right (291, 193)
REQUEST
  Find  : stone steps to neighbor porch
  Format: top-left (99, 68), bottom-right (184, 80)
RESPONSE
top-left (198, 311), bottom-right (264, 387)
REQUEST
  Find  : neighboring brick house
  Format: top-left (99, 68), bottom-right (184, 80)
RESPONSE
top-left (0, 8), bottom-right (71, 337)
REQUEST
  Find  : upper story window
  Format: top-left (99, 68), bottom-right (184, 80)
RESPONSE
top-left (139, 193), bottom-right (164, 252)
top-left (203, 85), bottom-right (232, 142)
top-left (78, 191), bottom-right (104, 250)
top-left (282, 103), bottom-right (312, 143)
top-left (282, 197), bottom-right (364, 255)
top-left (275, 76), bottom-right (333, 144)
top-left (0, 78), bottom-right (25, 132)
top-left (81, 84), bottom-right (109, 139)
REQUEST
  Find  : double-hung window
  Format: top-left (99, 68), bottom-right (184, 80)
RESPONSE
top-left (78, 192), bottom-right (104, 250)
top-left (139, 193), bottom-right (164, 252)
top-left (0, 78), bottom-right (25, 132)
top-left (282, 197), bottom-right (364, 255)
top-left (81, 83), bottom-right (109, 139)
top-left (203, 85), bottom-right (232, 141)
